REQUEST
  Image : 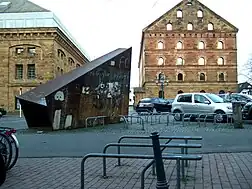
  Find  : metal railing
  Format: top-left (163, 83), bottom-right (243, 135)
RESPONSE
top-left (81, 153), bottom-right (202, 189)
top-left (102, 142), bottom-right (201, 177)
top-left (122, 115), bottom-right (145, 130)
top-left (117, 135), bottom-right (202, 166)
top-left (116, 135), bottom-right (202, 189)
top-left (85, 116), bottom-right (107, 128)
top-left (133, 112), bottom-right (234, 128)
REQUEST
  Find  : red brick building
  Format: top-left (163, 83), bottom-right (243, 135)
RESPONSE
top-left (134, 0), bottom-right (238, 103)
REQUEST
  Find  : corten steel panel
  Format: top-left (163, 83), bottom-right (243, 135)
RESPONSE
top-left (17, 48), bottom-right (132, 130)
top-left (19, 99), bottom-right (51, 128)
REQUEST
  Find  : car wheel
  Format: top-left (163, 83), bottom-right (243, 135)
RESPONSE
top-left (214, 110), bottom-right (225, 123)
top-left (173, 110), bottom-right (182, 121)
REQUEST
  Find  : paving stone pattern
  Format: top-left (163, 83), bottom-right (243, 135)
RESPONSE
top-left (2, 152), bottom-right (252, 189)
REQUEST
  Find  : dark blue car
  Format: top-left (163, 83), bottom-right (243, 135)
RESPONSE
top-left (135, 98), bottom-right (173, 114)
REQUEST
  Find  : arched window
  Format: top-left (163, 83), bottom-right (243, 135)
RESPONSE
top-left (176, 57), bottom-right (184, 65)
top-left (200, 73), bottom-right (205, 81)
top-left (217, 57), bottom-right (224, 65)
top-left (177, 10), bottom-right (183, 18)
top-left (197, 10), bottom-right (203, 18)
top-left (177, 73), bottom-right (183, 81)
top-left (157, 41), bottom-right (164, 49)
top-left (208, 23), bottom-right (214, 30)
top-left (68, 57), bottom-right (74, 66)
top-left (158, 57), bottom-right (164, 65)
top-left (167, 23), bottom-right (172, 30)
top-left (198, 41), bottom-right (205, 49)
top-left (187, 23), bottom-right (193, 30)
top-left (198, 57), bottom-right (205, 65)
top-left (176, 41), bottom-right (183, 49)
top-left (217, 41), bottom-right (224, 49)
top-left (219, 73), bottom-right (225, 81)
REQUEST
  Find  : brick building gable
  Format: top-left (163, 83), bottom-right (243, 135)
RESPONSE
top-left (144, 0), bottom-right (238, 32)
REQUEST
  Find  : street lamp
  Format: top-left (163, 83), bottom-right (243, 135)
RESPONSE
top-left (155, 73), bottom-right (169, 99)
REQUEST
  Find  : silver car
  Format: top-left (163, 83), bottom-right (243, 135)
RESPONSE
top-left (171, 93), bottom-right (233, 121)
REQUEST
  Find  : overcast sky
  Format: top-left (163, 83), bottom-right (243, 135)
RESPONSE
top-left (31, 0), bottom-right (252, 87)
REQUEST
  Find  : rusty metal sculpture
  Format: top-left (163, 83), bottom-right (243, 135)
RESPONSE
top-left (17, 48), bottom-right (132, 130)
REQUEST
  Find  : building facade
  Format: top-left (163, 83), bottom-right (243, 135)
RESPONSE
top-left (134, 0), bottom-right (238, 104)
top-left (0, 0), bottom-right (90, 111)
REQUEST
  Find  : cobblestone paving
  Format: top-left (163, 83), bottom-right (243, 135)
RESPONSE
top-left (2, 152), bottom-right (252, 189)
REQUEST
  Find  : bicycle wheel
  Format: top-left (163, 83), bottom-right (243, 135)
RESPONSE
top-left (0, 153), bottom-right (6, 186)
top-left (6, 134), bottom-right (19, 170)
top-left (0, 133), bottom-right (12, 169)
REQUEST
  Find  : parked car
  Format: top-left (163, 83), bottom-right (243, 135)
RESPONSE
top-left (218, 93), bottom-right (252, 108)
top-left (0, 108), bottom-right (6, 116)
top-left (242, 102), bottom-right (252, 120)
top-left (172, 93), bottom-right (233, 122)
top-left (135, 98), bottom-right (172, 114)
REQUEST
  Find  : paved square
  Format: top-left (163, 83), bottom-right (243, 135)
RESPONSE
top-left (1, 152), bottom-right (252, 189)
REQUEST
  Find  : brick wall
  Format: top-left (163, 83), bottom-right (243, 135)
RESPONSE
top-left (136, 0), bottom-right (238, 103)
top-left (0, 28), bottom-right (89, 111)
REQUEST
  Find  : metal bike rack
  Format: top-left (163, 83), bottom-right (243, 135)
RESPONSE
top-left (117, 135), bottom-right (202, 168)
top-left (123, 115), bottom-right (145, 130)
top-left (81, 153), bottom-right (202, 189)
top-left (102, 142), bottom-right (201, 178)
top-left (85, 116), bottom-right (107, 128)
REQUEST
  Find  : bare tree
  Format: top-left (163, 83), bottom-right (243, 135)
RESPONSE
top-left (239, 54), bottom-right (252, 82)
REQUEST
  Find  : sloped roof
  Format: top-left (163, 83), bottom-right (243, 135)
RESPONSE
top-left (17, 48), bottom-right (130, 104)
top-left (0, 0), bottom-right (50, 13)
top-left (143, 0), bottom-right (238, 32)
top-left (238, 82), bottom-right (252, 93)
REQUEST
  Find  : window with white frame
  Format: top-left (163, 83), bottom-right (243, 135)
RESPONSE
top-left (158, 57), bottom-right (164, 65)
top-left (217, 57), bottom-right (224, 65)
top-left (208, 23), bottom-right (214, 30)
top-left (157, 41), bottom-right (164, 49)
top-left (198, 41), bottom-right (205, 49)
top-left (167, 23), bottom-right (172, 30)
top-left (199, 73), bottom-right (206, 81)
top-left (176, 57), bottom-right (184, 65)
top-left (198, 57), bottom-right (205, 65)
top-left (217, 41), bottom-right (224, 49)
top-left (176, 41), bottom-right (183, 49)
top-left (187, 23), bottom-right (193, 30)
top-left (177, 73), bottom-right (183, 81)
top-left (197, 10), bottom-right (203, 18)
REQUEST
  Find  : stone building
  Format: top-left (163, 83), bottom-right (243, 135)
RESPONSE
top-left (0, 0), bottom-right (90, 111)
top-left (134, 0), bottom-right (238, 103)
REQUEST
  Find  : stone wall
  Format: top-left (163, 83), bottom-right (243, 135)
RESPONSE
top-left (0, 28), bottom-right (89, 111)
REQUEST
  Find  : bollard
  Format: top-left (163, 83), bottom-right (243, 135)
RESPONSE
top-left (232, 101), bottom-right (244, 129)
top-left (150, 132), bottom-right (169, 189)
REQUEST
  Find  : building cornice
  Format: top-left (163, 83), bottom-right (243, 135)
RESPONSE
top-left (0, 27), bottom-right (89, 63)
top-left (55, 28), bottom-right (89, 63)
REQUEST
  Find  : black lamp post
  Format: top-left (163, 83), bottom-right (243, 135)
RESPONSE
top-left (155, 73), bottom-right (169, 99)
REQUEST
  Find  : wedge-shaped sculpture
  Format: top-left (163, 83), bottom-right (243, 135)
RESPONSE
top-left (17, 48), bottom-right (132, 130)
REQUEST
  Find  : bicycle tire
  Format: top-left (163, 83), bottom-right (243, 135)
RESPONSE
top-left (0, 133), bottom-right (12, 169)
top-left (6, 134), bottom-right (19, 170)
top-left (0, 153), bottom-right (6, 186)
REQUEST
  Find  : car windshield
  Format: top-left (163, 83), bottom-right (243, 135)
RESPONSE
top-left (140, 98), bottom-right (151, 103)
top-left (241, 94), bottom-right (252, 100)
top-left (205, 93), bottom-right (224, 103)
